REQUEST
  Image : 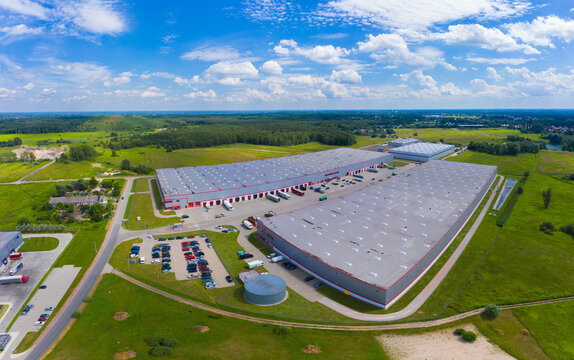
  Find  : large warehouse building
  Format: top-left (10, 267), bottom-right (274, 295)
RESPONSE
top-left (256, 160), bottom-right (497, 308)
top-left (0, 232), bottom-right (23, 265)
top-left (156, 148), bottom-right (393, 209)
top-left (388, 142), bottom-right (455, 162)
top-left (387, 138), bottom-right (420, 147)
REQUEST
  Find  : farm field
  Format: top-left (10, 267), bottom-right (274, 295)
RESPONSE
top-left (394, 128), bottom-right (541, 145)
top-left (45, 274), bottom-right (388, 360)
top-left (0, 162), bottom-right (47, 182)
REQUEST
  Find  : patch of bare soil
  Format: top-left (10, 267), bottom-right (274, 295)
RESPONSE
top-left (114, 351), bottom-right (137, 360)
top-left (114, 312), bottom-right (131, 321)
top-left (194, 325), bottom-right (210, 333)
top-left (301, 344), bottom-right (322, 354)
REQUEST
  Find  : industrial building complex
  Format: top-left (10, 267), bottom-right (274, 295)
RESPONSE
top-left (156, 148), bottom-right (393, 209)
top-left (388, 142), bottom-right (455, 162)
top-left (0, 232), bottom-right (23, 264)
top-left (256, 160), bottom-right (497, 308)
top-left (387, 138), bottom-right (420, 147)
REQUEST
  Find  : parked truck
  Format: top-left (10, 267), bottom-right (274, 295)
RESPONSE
top-left (266, 194), bottom-right (280, 203)
top-left (0, 275), bottom-right (28, 284)
top-left (242, 220), bottom-right (253, 230)
top-left (247, 260), bottom-right (264, 269)
top-left (9, 253), bottom-right (22, 260)
top-left (270, 255), bottom-right (285, 263)
top-left (222, 199), bottom-right (233, 211)
top-left (277, 191), bottom-right (290, 200)
top-left (353, 174), bottom-right (364, 179)
top-left (292, 188), bottom-right (305, 196)
top-left (9, 262), bottom-right (23, 276)
top-left (367, 168), bottom-right (378, 173)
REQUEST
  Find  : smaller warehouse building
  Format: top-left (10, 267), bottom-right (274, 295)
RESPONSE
top-left (243, 274), bottom-right (287, 305)
top-left (388, 142), bottom-right (455, 162)
top-left (0, 232), bottom-right (23, 265)
top-left (0, 334), bottom-right (12, 350)
top-left (387, 138), bottom-right (420, 147)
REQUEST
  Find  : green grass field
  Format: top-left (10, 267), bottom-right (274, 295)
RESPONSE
top-left (536, 150), bottom-right (574, 178)
top-left (0, 183), bottom-right (59, 229)
top-left (394, 128), bottom-right (541, 145)
top-left (0, 162), bottom-right (47, 182)
top-left (45, 274), bottom-right (388, 360)
top-left (0, 132), bottom-right (111, 147)
top-left (514, 301), bottom-right (574, 359)
top-left (124, 193), bottom-right (179, 230)
top-left (132, 178), bottom-right (150, 193)
top-left (18, 237), bottom-right (59, 252)
top-left (448, 151), bottom-right (536, 176)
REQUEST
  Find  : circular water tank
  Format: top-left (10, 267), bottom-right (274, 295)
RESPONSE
top-left (243, 274), bottom-right (287, 306)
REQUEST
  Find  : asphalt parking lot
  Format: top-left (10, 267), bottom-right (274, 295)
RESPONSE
top-left (0, 233), bottom-right (74, 333)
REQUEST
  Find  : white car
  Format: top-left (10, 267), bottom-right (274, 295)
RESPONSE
top-left (215, 225), bottom-right (222, 229)
top-left (267, 253), bottom-right (277, 259)
top-left (35, 321), bottom-right (45, 326)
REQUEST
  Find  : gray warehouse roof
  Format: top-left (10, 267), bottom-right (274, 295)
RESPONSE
top-left (0, 232), bottom-right (20, 249)
top-left (388, 138), bottom-right (420, 147)
top-left (260, 160), bottom-right (497, 289)
top-left (388, 142), bottom-right (454, 157)
top-left (157, 148), bottom-right (388, 197)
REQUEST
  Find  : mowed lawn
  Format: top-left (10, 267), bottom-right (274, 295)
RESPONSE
top-left (132, 178), bottom-right (150, 193)
top-left (125, 193), bottom-right (179, 230)
top-left (0, 162), bottom-right (47, 182)
top-left (448, 151), bottom-right (536, 176)
top-left (46, 274), bottom-right (388, 360)
top-left (19, 237), bottom-right (59, 252)
top-left (514, 302), bottom-right (574, 360)
top-left (394, 128), bottom-right (541, 145)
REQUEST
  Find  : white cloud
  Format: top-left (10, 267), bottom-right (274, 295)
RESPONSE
top-left (242, 0), bottom-right (296, 23)
top-left (141, 72), bottom-right (176, 80)
top-left (184, 89), bottom-right (216, 99)
top-left (42, 88), bottom-right (56, 95)
top-left (400, 70), bottom-right (436, 89)
top-left (104, 71), bottom-right (132, 86)
top-left (0, 0), bottom-right (48, 19)
top-left (174, 75), bottom-right (201, 86)
top-left (0, 87), bottom-right (20, 98)
top-left (63, 95), bottom-right (87, 102)
top-left (162, 34), bottom-right (179, 44)
top-left (274, 39), bottom-right (351, 65)
top-left (51, 62), bottom-right (111, 84)
top-left (217, 77), bottom-right (242, 86)
top-left (432, 24), bottom-right (540, 54)
top-left (205, 61), bottom-right (259, 78)
top-left (23, 82), bottom-right (35, 90)
top-left (140, 86), bottom-right (165, 98)
top-left (261, 60), bottom-right (283, 75)
top-left (330, 69), bottom-right (362, 83)
top-left (505, 66), bottom-right (574, 93)
top-left (0, 24), bottom-right (43, 36)
top-left (181, 45), bottom-right (240, 62)
top-left (358, 33), bottom-right (454, 69)
top-left (319, 0), bottom-right (530, 30)
top-left (465, 56), bottom-right (534, 65)
top-left (486, 67), bottom-right (502, 81)
top-left (506, 16), bottom-right (574, 47)
top-left (58, 0), bottom-right (127, 35)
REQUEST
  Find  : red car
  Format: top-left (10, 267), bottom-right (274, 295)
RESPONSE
top-left (187, 235), bottom-right (195, 238)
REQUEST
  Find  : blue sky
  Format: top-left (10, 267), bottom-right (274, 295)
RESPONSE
top-left (1, 0), bottom-right (574, 111)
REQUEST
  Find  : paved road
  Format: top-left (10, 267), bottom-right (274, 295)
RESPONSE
top-left (22, 178), bottom-right (134, 360)
top-left (112, 269), bottom-right (574, 331)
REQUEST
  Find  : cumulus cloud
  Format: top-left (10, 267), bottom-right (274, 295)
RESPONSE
top-left (181, 45), bottom-right (240, 62)
top-left (184, 89), bottom-right (216, 99)
top-left (104, 71), bottom-right (133, 86)
top-left (51, 62), bottom-right (111, 84)
top-left (23, 82), bottom-right (35, 90)
top-left (358, 33), bottom-right (454, 69)
top-left (205, 61), bottom-right (259, 78)
top-left (140, 86), bottom-right (165, 98)
top-left (217, 77), bottom-right (242, 86)
top-left (465, 56), bottom-right (534, 65)
top-left (57, 0), bottom-right (127, 35)
top-left (400, 70), bottom-right (436, 89)
top-left (486, 67), bottom-right (502, 80)
top-left (432, 24), bottom-right (540, 54)
top-left (261, 60), bottom-right (283, 75)
top-left (174, 75), bottom-right (201, 86)
top-left (0, 0), bottom-right (48, 19)
top-left (0, 24), bottom-right (43, 36)
top-left (506, 16), bottom-right (574, 47)
top-left (274, 39), bottom-right (351, 65)
top-left (242, 0), bottom-right (297, 23)
top-left (319, 0), bottom-right (530, 30)
top-left (330, 69), bottom-right (362, 83)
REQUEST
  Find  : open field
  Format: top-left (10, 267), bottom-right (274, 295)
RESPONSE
top-left (132, 178), bottom-right (150, 193)
top-left (124, 193), bottom-right (179, 229)
top-left (448, 150), bottom-right (536, 176)
top-left (19, 237), bottom-right (59, 252)
top-left (514, 301), bottom-right (574, 359)
top-left (536, 150), bottom-right (574, 177)
top-left (0, 183), bottom-right (59, 230)
top-left (394, 128), bottom-right (541, 145)
top-left (45, 274), bottom-right (388, 360)
top-left (0, 132), bottom-right (111, 147)
top-left (0, 162), bottom-right (47, 182)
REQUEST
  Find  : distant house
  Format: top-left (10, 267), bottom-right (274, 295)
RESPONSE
top-left (49, 195), bottom-right (108, 206)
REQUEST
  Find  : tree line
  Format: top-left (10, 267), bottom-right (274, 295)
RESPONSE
top-left (468, 139), bottom-right (541, 155)
top-left (0, 137), bottom-right (22, 147)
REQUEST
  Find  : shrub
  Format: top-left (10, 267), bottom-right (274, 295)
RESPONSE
top-left (539, 222), bottom-right (555, 235)
top-left (83, 296), bottom-right (92, 303)
top-left (483, 304), bottom-right (501, 319)
top-left (462, 331), bottom-right (477, 342)
top-left (144, 337), bottom-right (162, 347)
top-left (159, 338), bottom-right (179, 348)
top-left (272, 325), bottom-right (292, 336)
top-left (454, 328), bottom-right (466, 336)
top-left (72, 311), bottom-right (81, 319)
top-left (149, 346), bottom-right (173, 357)
top-left (516, 185), bottom-right (523, 194)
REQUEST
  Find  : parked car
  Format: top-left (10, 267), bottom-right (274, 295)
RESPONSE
top-left (39, 285), bottom-right (47, 289)
top-left (45, 306), bottom-right (55, 311)
top-left (225, 275), bottom-right (233, 283)
top-left (181, 215), bottom-right (189, 219)
top-left (304, 276), bottom-right (315, 282)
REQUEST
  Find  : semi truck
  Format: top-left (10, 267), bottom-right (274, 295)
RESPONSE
top-left (0, 275), bottom-right (28, 284)
top-left (222, 199), bottom-right (233, 211)
top-left (277, 191), bottom-right (290, 200)
top-left (9, 262), bottom-right (23, 276)
top-left (367, 168), bottom-right (378, 173)
top-left (292, 188), bottom-right (304, 196)
top-left (266, 194), bottom-right (280, 203)
top-left (247, 260), bottom-right (264, 269)
top-left (353, 174), bottom-right (364, 179)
